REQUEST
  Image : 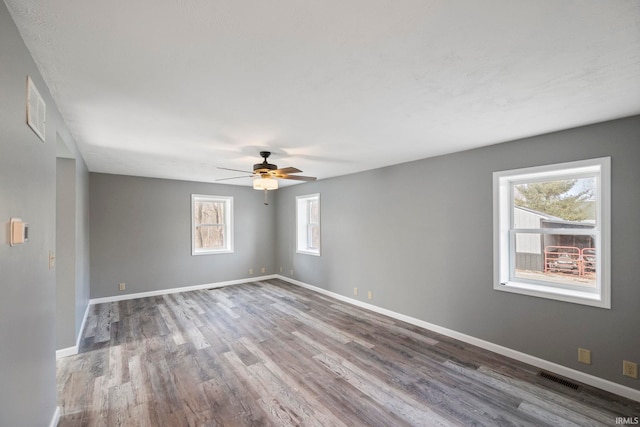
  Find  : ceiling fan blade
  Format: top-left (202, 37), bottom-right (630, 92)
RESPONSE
top-left (215, 175), bottom-right (254, 181)
top-left (273, 166), bottom-right (302, 174)
top-left (218, 167), bottom-right (254, 174)
top-left (278, 174), bottom-right (317, 181)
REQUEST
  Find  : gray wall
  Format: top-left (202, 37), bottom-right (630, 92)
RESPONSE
top-left (90, 174), bottom-right (277, 298)
top-left (75, 157), bottom-right (91, 340)
top-left (0, 1), bottom-right (86, 423)
top-left (55, 152), bottom-right (90, 351)
top-left (276, 115), bottom-right (640, 391)
top-left (1, 4), bottom-right (90, 422)
top-left (55, 143), bottom-right (91, 352)
top-left (56, 158), bottom-right (77, 349)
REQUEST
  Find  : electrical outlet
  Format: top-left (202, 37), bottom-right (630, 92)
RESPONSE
top-left (48, 251), bottom-right (55, 270)
top-left (280, 266), bottom-right (283, 273)
top-left (623, 360), bottom-right (638, 379)
top-left (367, 291), bottom-right (373, 300)
top-left (354, 288), bottom-right (358, 296)
top-left (578, 348), bottom-right (591, 365)
top-left (249, 268), bottom-right (253, 275)
top-left (119, 282), bottom-right (125, 291)
top-left (261, 267), bottom-right (266, 273)
top-left (290, 269), bottom-right (294, 275)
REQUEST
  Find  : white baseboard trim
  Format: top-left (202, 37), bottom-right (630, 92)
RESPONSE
top-left (49, 406), bottom-right (60, 427)
top-left (56, 346), bottom-right (77, 359)
top-left (89, 275), bottom-right (278, 305)
top-left (77, 302), bottom-right (90, 347)
top-left (56, 301), bottom-right (92, 359)
top-left (276, 275), bottom-right (640, 403)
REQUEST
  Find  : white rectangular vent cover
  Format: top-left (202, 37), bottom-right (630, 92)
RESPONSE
top-left (26, 76), bottom-right (46, 142)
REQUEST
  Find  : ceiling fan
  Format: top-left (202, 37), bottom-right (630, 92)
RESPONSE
top-left (217, 151), bottom-right (316, 204)
top-left (217, 151), bottom-right (316, 185)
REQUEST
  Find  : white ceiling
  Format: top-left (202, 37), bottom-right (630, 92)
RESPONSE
top-left (6, 0), bottom-right (640, 186)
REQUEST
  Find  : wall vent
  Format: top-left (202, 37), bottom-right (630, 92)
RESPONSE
top-left (26, 76), bottom-right (46, 142)
top-left (538, 371), bottom-right (580, 390)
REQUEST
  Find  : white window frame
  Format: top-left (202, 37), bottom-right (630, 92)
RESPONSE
top-left (191, 194), bottom-right (234, 255)
top-left (493, 157), bottom-right (610, 308)
top-left (296, 193), bottom-right (321, 256)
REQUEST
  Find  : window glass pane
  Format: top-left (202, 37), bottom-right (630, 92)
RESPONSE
top-left (194, 200), bottom-right (225, 225)
top-left (308, 224), bottom-right (320, 249)
top-left (513, 232), bottom-right (596, 289)
top-left (513, 177), bottom-right (596, 229)
top-left (308, 199), bottom-right (319, 224)
top-left (195, 225), bottom-right (225, 250)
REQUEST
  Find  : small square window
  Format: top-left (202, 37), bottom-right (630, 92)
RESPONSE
top-left (192, 195), bottom-right (233, 255)
top-left (493, 158), bottom-right (610, 308)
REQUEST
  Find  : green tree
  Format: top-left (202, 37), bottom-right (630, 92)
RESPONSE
top-left (514, 179), bottom-right (593, 221)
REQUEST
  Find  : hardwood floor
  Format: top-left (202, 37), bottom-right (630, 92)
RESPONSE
top-left (57, 279), bottom-right (640, 426)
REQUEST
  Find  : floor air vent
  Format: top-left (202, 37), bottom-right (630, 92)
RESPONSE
top-left (538, 371), bottom-right (580, 390)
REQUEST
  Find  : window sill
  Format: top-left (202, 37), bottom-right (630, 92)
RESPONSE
top-left (192, 249), bottom-right (234, 256)
top-left (495, 280), bottom-right (609, 309)
top-left (296, 249), bottom-right (320, 256)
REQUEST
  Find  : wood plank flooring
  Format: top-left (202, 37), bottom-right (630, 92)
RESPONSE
top-left (57, 279), bottom-right (640, 426)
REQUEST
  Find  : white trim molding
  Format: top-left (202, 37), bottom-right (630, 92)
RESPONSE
top-left (49, 406), bottom-right (60, 427)
top-left (296, 193), bottom-right (321, 256)
top-left (89, 275), bottom-right (278, 305)
top-left (493, 157), bottom-right (611, 308)
top-left (77, 302), bottom-right (91, 346)
top-left (191, 194), bottom-right (234, 255)
top-left (56, 346), bottom-right (77, 359)
top-left (56, 302), bottom-right (91, 359)
top-left (277, 275), bottom-right (640, 403)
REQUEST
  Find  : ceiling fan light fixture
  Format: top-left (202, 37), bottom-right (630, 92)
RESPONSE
top-left (217, 151), bottom-right (316, 193)
top-left (253, 176), bottom-right (278, 190)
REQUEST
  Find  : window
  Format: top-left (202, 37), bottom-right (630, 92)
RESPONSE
top-left (296, 193), bottom-right (320, 255)
top-left (493, 157), bottom-right (610, 308)
top-left (192, 194), bottom-right (233, 255)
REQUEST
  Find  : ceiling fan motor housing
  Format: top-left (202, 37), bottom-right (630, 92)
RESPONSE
top-left (254, 162), bottom-right (277, 173)
top-left (254, 151), bottom-right (277, 173)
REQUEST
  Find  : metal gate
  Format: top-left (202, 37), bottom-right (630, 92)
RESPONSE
top-left (544, 246), bottom-right (596, 276)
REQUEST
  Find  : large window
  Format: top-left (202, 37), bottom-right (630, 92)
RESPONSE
top-left (192, 194), bottom-right (233, 255)
top-left (296, 193), bottom-right (320, 256)
top-left (493, 157), bottom-right (610, 308)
